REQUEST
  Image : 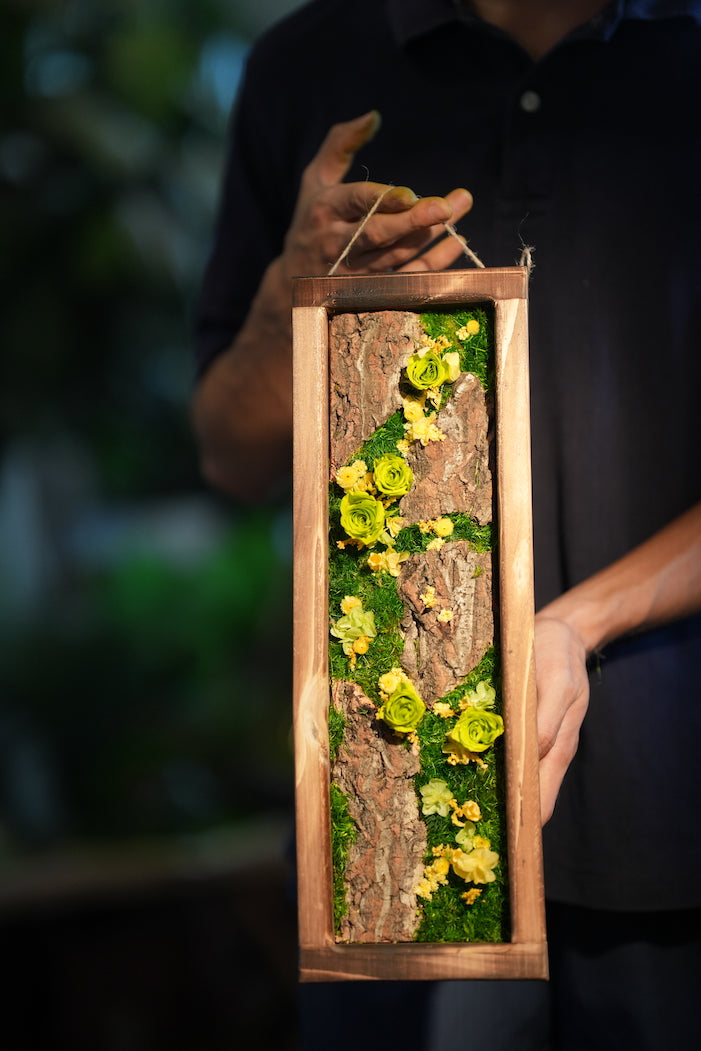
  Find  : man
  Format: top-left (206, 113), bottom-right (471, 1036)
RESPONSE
top-left (193, 1), bottom-right (701, 1046)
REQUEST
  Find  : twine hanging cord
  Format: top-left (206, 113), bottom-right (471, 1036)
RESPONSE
top-left (327, 185), bottom-right (486, 275)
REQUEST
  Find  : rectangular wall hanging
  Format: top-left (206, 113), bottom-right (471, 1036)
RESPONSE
top-left (292, 268), bottom-right (547, 982)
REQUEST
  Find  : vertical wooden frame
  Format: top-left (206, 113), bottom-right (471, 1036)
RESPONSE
top-left (292, 268), bottom-right (547, 982)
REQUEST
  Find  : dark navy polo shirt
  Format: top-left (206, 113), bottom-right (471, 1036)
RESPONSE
top-left (195, 0), bottom-right (701, 910)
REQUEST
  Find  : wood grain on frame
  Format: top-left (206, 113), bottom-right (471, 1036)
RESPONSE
top-left (292, 268), bottom-right (547, 982)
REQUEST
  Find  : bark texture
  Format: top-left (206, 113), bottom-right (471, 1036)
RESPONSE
top-left (331, 680), bottom-right (425, 944)
top-left (329, 311), bottom-right (423, 472)
top-left (397, 545), bottom-right (493, 703)
top-left (401, 371), bottom-right (493, 526)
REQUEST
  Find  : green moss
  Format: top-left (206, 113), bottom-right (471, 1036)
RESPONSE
top-left (330, 782), bottom-right (357, 933)
top-left (413, 650), bottom-right (509, 943)
top-left (393, 513), bottom-right (492, 556)
top-left (420, 307), bottom-right (493, 392)
top-left (328, 704), bottom-right (345, 764)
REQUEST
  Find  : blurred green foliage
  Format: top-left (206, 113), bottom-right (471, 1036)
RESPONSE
top-left (0, 0), bottom-right (302, 851)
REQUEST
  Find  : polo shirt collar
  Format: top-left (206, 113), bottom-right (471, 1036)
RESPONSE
top-left (388, 0), bottom-right (701, 47)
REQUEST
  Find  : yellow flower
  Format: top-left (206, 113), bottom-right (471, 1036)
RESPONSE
top-left (443, 351), bottom-right (461, 382)
top-left (442, 737), bottom-right (487, 768)
top-left (456, 319), bottom-right (480, 339)
top-left (460, 800), bottom-right (482, 822)
top-left (426, 537), bottom-right (445, 552)
top-left (415, 878), bottom-right (434, 901)
top-left (385, 515), bottom-right (405, 538)
top-left (461, 888), bottom-right (482, 905)
top-left (437, 608), bottom-right (453, 623)
top-left (378, 668), bottom-right (405, 698)
top-left (432, 702), bottom-right (455, 719)
top-left (340, 595), bottom-right (362, 615)
top-left (450, 846), bottom-right (499, 885)
top-left (433, 517), bottom-right (454, 538)
top-left (352, 635), bottom-right (371, 655)
top-left (404, 413), bottom-right (446, 446)
top-left (420, 585), bottom-right (437, 609)
top-left (429, 856), bottom-right (450, 880)
top-left (415, 851), bottom-right (451, 900)
top-left (472, 835), bottom-right (491, 851)
top-left (396, 439), bottom-right (410, 455)
top-left (384, 550), bottom-right (410, 576)
top-left (335, 459), bottom-right (369, 491)
top-left (402, 396), bottom-right (425, 423)
top-left (366, 549), bottom-right (410, 577)
top-left (426, 386), bottom-right (442, 409)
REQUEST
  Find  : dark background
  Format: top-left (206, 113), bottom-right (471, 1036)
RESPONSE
top-left (1, 2), bottom-right (304, 1046)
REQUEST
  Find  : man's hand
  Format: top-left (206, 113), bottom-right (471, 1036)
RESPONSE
top-left (193, 110), bottom-right (474, 500)
top-left (534, 613), bottom-right (590, 825)
top-left (279, 111), bottom-right (474, 280)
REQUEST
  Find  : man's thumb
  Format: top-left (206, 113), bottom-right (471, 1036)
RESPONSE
top-left (312, 110), bottom-right (381, 186)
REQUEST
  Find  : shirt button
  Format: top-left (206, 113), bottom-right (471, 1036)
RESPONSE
top-left (519, 90), bottom-right (541, 113)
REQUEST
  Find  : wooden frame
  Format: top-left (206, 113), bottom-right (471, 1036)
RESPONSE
top-left (292, 268), bottom-right (547, 982)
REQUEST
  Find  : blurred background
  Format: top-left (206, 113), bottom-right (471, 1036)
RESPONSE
top-left (1, 1), bottom-right (304, 1047)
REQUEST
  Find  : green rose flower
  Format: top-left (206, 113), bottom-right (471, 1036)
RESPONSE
top-left (447, 708), bottom-right (504, 753)
top-left (340, 491), bottom-right (386, 546)
top-left (373, 454), bottom-right (414, 498)
top-left (405, 351), bottom-right (451, 391)
top-left (378, 678), bottom-right (426, 734)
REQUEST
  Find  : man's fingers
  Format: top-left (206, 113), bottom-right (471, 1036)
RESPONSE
top-left (538, 702), bottom-right (586, 824)
top-left (334, 183), bottom-right (420, 222)
top-left (339, 187), bottom-right (473, 262)
top-left (310, 110), bottom-right (382, 187)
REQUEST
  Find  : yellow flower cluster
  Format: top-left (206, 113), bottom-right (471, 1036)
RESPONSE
top-left (433, 702), bottom-right (455, 718)
top-left (415, 855), bottom-right (451, 900)
top-left (414, 824), bottom-right (499, 903)
top-left (443, 738), bottom-right (487, 769)
top-left (416, 574), bottom-right (454, 623)
top-left (396, 333), bottom-right (461, 452)
top-left (456, 318), bottom-right (480, 340)
top-left (420, 585), bottom-right (437, 609)
top-left (403, 411), bottom-right (446, 448)
top-left (418, 517), bottom-right (454, 537)
top-left (335, 459), bottom-right (372, 492)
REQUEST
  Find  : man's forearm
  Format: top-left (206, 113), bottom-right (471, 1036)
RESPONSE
top-left (191, 257), bottom-right (295, 502)
top-left (539, 501), bottom-right (701, 654)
